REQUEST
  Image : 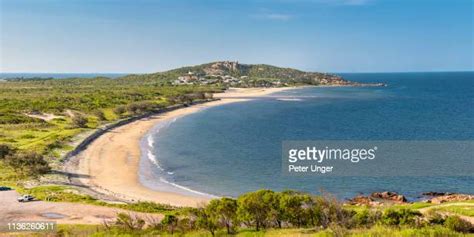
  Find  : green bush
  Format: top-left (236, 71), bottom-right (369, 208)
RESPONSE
top-left (278, 190), bottom-right (317, 228)
top-left (93, 110), bottom-right (106, 121)
top-left (120, 201), bottom-right (173, 213)
top-left (0, 113), bottom-right (44, 124)
top-left (161, 214), bottom-right (178, 234)
top-left (71, 114), bottom-right (88, 128)
top-left (206, 197), bottom-right (239, 234)
top-left (444, 216), bottom-right (472, 233)
top-left (115, 212), bottom-right (145, 231)
top-left (113, 105), bottom-right (127, 116)
top-left (0, 144), bottom-right (15, 159)
top-left (4, 151), bottom-right (50, 177)
top-left (237, 189), bottom-right (277, 231)
top-left (126, 101), bottom-right (155, 115)
top-left (381, 208), bottom-right (422, 226)
top-left (425, 210), bottom-right (446, 225)
top-left (352, 209), bottom-right (381, 228)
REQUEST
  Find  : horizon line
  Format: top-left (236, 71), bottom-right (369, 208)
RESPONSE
top-left (1, 70), bottom-right (473, 75)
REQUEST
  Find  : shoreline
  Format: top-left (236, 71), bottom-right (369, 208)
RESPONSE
top-left (64, 87), bottom-right (297, 207)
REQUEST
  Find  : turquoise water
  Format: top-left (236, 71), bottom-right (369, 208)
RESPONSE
top-left (140, 72), bottom-right (474, 200)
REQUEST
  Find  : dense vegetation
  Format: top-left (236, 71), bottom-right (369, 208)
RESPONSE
top-left (127, 61), bottom-right (350, 87)
top-left (18, 189), bottom-right (470, 236)
top-left (0, 74), bottom-right (221, 177)
top-left (4, 184), bottom-right (472, 236)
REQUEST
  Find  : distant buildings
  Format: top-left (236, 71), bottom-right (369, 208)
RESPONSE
top-left (172, 71), bottom-right (244, 86)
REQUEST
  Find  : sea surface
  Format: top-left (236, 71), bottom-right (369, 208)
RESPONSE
top-left (139, 72), bottom-right (474, 200)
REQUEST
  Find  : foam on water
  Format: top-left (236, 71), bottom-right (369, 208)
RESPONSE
top-left (146, 150), bottom-right (164, 171)
top-left (158, 177), bottom-right (219, 198)
top-left (138, 115), bottom-right (219, 198)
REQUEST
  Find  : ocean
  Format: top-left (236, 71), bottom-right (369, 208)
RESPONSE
top-left (140, 72), bottom-right (474, 200)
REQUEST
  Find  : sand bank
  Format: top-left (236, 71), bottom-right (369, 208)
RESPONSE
top-left (66, 87), bottom-right (295, 207)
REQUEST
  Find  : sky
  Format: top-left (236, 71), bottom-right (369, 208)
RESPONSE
top-left (0, 0), bottom-right (472, 73)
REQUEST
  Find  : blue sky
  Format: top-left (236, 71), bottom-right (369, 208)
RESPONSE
top-left (0, 0), bottom-right (472, 73)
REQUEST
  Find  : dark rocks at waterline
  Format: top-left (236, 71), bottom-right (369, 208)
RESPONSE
top-left (427, 194), bottom-right (474, 204)
top-left (370, 191), bottom-right (407, 203)
top-left (422, 192), bottom-right (454, 197)
top-left (346, 191), bottom-right (408, 206)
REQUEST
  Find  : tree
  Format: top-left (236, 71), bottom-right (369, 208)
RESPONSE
top-left (237, 190), bottom-right (276, 231)
top-left (314, 193), bottom-right (353, 228)
top-left (279, 191), bottom-right (314, 227)
top-left (161, 214), bottom-right (178, 234)
top-left (207, 198), bottom-right (238, 234)
top-left (195, 207), bottom-right (218, 236)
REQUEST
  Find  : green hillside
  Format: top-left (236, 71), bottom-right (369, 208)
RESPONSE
top-left (123, 61), bottom-right (350, 87)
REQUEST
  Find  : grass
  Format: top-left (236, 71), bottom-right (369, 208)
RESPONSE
top-left (433, 205), bottom-right (474, 217)
top-left (347, 225), bottom-right (470, 237)
top-left (0, 161), bottom-right (18, 181)
top-left (18, 225), bottom-right (471, 237)
top-left (0, 117), bottom-right (85, 156)
top-left (344, 201), bottom-right (434, 215)
top-left (13, 185), bottom-right (177, 214)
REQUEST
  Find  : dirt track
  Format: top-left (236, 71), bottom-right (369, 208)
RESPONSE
top-left (419, 202), bottom-right (474, 224)
top-left (0, 190), bottom-right (161, 225)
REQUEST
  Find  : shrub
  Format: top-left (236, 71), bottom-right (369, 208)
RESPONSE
top-left (0, 144), bottom-right (15, 159)
top-left (381, 208), bottom-right (422, 226)
top-left (113, 105), bottom-right (127, 115)
top-left (444, 216), bottom-right (472, 233)
top-left (115, 213), bottom-right (145, 230)
top-left (122, 201), bottom-right (174, 213)
top-left (425, 209), bottom-right (445, 225)
top-left (126, 101), bottom-right (154, 115)
top-left (4, 152), bottom-right (50, 177)
top-left (0, 113), bottom-right (44, 124)
top-left (161, 214), bottom-right (178, 234)
top-left (71, 114), bottom-right (88, 128)
top-left (315, 193), bottom-right (354, 228)
top-left (352, 209), bottom-right (381, 228)
top-left (93, 110), bottom-right (106, 121)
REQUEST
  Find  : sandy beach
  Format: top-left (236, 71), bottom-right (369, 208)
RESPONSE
top-left (65, 87), bottom-right (295, 207)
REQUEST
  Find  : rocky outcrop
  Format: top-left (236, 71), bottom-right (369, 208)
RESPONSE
top-left (347, 191), bottom-right (408, 206)
top-left (427, 194), bottom-right (474, 204)
top-left (204, 61), bottom-right (240, 75)
top-left (371, 191), bottom-right (407, 203)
